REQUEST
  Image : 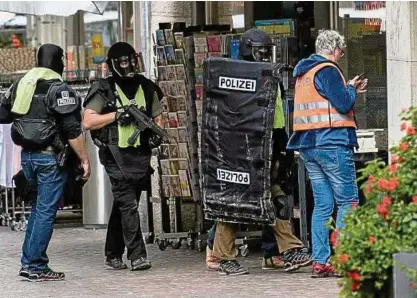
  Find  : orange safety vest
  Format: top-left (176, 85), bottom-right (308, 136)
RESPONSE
top-left (293, 62), bottom-right (357, 132)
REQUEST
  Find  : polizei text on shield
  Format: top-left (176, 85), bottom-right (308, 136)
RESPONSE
top-left (218, 76), bottom-right (256, 92)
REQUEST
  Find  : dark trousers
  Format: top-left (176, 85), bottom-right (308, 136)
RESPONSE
top-left (105, 177), bottom-right (147, 261)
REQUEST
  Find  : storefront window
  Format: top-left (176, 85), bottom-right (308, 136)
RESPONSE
top-left (338, 1), bottom-right (387, 133)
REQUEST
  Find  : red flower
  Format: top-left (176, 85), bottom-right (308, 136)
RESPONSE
top-left (402, 107), bottom-right (408, 113)
top-left (368, 235), bottom-right (376, 244)
top-left (383, 196), bottom-right (392, 206)
top-left (330, 230), bottom-right (339, 248)
top-left (407, 126), bottom-right (416, 136)
top-left (368, 175), bottom-right (375, 183)
top-left (412, 196), bottom-right (417, 204)
top-left (390, 155), bottom-right (399, 165)
top-left (348, 270), bottom-right (362, 282)
top-left (364, 184), bottom-right (372, 195)
top-left (377, 178), bottom-right (389, 190)
top-left (351, 202), bottom-right (358, 209)
top-left (399, 142), bottom-right (409, 151)
top-left (351, 281), bottom-right (360, 291)
top-left (386, 178), bottom-right (399, 191)
top-left (337, 254), bottom-right (349, 264)
top-left (376, 203), bottom-right (389, 219)
top-left (401, 122), bottom-right (408, 131)
top-left (388, 164), bottom-right (397, 174)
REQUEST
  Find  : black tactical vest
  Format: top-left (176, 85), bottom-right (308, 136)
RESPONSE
top-left (85, 76), bottom-right (155, 148)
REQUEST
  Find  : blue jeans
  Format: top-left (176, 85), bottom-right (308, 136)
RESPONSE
top-left (299, 145), bottom-right (358, 264)
top-left (20, 151), bottom-right (67, 273)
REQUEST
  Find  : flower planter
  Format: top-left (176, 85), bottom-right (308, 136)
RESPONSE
top-left (393, 253), bottom-right (417, 298)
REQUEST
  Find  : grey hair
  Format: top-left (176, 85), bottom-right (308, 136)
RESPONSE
top-left (315, 30), bottom-right (346, 55)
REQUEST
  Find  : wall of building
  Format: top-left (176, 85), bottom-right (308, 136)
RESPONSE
top-left (386, 1), bottom-right (417, 147)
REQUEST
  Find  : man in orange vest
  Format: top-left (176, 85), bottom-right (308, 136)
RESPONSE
top-left (287, 30), bottom-right (367, 278)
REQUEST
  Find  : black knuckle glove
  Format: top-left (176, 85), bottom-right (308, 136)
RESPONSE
top-left (116, 110), bottom-right (133, 126)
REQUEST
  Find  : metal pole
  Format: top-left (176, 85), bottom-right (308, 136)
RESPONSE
top-left (132, 0), bottom-right (141, 51)
top-left (205, 1), bottom-right (218, 25)
top-left (118, 1), bottom-right (126, 42)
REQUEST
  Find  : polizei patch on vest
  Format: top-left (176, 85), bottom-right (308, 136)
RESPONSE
top-left (218, 76), bottom-right (256, 92)
top-left (57, 91), bottom-right (76, 106)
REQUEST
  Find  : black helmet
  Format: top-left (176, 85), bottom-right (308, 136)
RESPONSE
top-left (238, 29), bottom-right (274, 62)
top-left (106, 42), bottom-right (143, 78)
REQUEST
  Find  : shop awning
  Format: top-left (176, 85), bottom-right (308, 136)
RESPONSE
top-left (0, 1), bottom-right (108, 17)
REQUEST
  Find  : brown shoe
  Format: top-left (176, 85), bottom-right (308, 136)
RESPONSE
top-left (206, 246), bottom-right (220, 271)
top-left (262, 256), bottom-right (285, 270)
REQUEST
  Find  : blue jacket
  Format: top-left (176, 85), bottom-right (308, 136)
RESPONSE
top-left (287, 54), bottom-right (358, 150)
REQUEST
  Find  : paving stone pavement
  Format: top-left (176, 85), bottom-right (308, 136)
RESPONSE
top-left (0, 227), bottom-right (340, 298)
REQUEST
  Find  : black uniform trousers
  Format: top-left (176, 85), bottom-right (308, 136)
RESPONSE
top-left (105, 176), bottom-right (147, 261)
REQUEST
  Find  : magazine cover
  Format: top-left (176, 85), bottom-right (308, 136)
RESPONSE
top-left (178, 143), bottom-right (189, 160)
top-left (169, 175), bottom-right (182, 197)
top-left (178, 170), bottom-right (191, 197)
top-left (195, 98), bottom-right (203, 116)
top-left (194, 52), bottom-right (208, 68)
top-left (169, 159), bottom-right (179, 175)
top-left (194, 36), bottom-right (208, 53)
top-left (178, 158), bottom-right (189, 171)
top-left (166, 65), bottom-right (177, 80)
top-left (167, 96), bottom-right (179, 112)
top-left (160, 144), bottom-right (170, 159)
top-left (178, 127), bottom-right (188, 143)
top-left (162, 112), bottom-right (170, 128)
top-left (166, 128), bottom-right (179, 143)
top-left (174, 32), bottom-right (184, 48)
top-left (169, 144), bottom-right (179, 159)
top-left (164, 29), bottom-right (174, 45)
top-left (167, 80), bottom-right (178, 96)
top-left (207, 35), bottom-right (221, 52)
top-left (194, 69), bottom-right (203, 84)
top-left (177, 96), bottom-right (187, 111)
top-left (157, 66), bottom-right (167, 81)
top-left (156, 46), bottom-right (167, 65)
top-left (195, 84), bottom-right (203, 101)
top-left (168, 112), bottom-right (179, 128)
top-left (156, 29), bottom-right (166, 46)
top-left (176, 80), bottom-right (187, 96)
top-left (161, 175), bottom-right (171, 197)
top-left (160, 159), bottom-right (170, 175)
top-left (177, 111), bottom-right (187, 127)
top-left (175, 64), bottom-right (186, 80)
top-left (160, 97), bottom-right (169, 112)
top-left (164, 45), bottom-right (176, 65)
top-left (174, 49), bottom-right (185, 65)
top-left (158, 81), bottom-right (168, 95)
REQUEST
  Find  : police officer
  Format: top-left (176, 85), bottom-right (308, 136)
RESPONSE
top-left (83, 42), bottom-right (164, 271)
top-left (207, 29), bottom-right (311, 275)
top-left (4, 44), bottom-right (90, 281)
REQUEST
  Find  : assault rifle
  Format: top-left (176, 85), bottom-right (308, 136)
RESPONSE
top-left (125, 104), bottom-right (169, 146)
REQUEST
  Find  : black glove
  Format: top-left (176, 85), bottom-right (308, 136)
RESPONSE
top-left (116, 109), bottom-right (133, 126)
top-left (148, 134), bottom-right (163, 149)
top-left (74, 165), bottom-right (87, 187)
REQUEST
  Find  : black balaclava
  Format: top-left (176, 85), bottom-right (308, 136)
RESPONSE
top-left (37, 44), bottom-right (65, 75)
top-left (107, 42), bottom-right (141, 98)
top-left (238, 28), bottom-right (274, 62)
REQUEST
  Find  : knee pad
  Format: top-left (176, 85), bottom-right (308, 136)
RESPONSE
top-left (274, 195), bottom-right (291, 220)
